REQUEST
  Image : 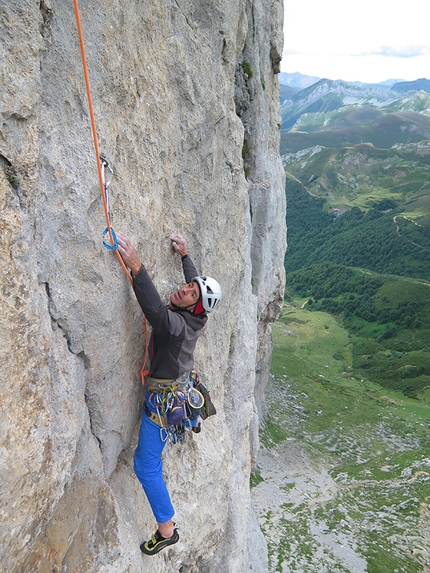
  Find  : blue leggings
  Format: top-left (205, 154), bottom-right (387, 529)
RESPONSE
top-left (134, 405), bottom-right (174, 524)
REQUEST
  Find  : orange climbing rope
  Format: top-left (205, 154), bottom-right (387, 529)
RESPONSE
top-left (73, 0), bottom-right (150, 381)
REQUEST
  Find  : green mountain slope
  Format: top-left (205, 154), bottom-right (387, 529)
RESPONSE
top-left (281, 112), bottom-right (430, 153)
top-left (282, 78), bottom-right (430, 400)
top-left (285, 261), bottom-right (430, 398)
top-left (281, 78), bottom-right (430, 132)
top-left (284, 176), bottom-right (430, 399)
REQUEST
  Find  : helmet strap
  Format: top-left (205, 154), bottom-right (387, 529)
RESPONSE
top-left (170, 300), bottom-right (200, 313)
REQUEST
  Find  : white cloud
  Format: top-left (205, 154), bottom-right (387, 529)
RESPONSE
top-left (282, 0), bottom-right (430, 82)
top-left (362, 46), bottom-right (430, 59)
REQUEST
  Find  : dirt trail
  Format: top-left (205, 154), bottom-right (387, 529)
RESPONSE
top-left (393, 214), bottom-right (429, 250)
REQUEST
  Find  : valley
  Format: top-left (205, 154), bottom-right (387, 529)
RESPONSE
top-left (252, 304), bottom-right (430, 573)
top-left (251, 73), bottom-right (430, 572)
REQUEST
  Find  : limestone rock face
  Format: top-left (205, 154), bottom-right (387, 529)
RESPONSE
top-left (0, 1), bottom-right (285, 572)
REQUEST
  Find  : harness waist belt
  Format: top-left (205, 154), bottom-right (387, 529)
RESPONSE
top-left (147, 377), bottom-right (175, 385)
top-left (146, 371), bottom-right (190, 391)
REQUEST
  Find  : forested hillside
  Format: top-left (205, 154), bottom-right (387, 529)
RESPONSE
top-left (282, 80), bottom-right (430, 400)
top-left (285, 179), bottom-right (430, 280)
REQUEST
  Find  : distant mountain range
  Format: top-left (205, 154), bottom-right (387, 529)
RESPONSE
top-left (391, 78), bottom-right (430, 93)
top-left (279, 72), bottom-right (321, 90)
top-left (279, 72), bottom-right (430, 94)
top-left (279, 70), bottom-right (430, 232)
top-left (280, 77), bottom-right (430, 132)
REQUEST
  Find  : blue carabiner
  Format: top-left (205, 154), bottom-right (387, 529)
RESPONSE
top-left (103, 226), bottom-right (119, 251)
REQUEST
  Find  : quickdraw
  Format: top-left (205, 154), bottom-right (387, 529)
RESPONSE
top-left (100, 154), bottom-right (119, 251)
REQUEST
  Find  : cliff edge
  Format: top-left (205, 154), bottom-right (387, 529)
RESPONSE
top-left (0, 1), bottom-right (285, 571)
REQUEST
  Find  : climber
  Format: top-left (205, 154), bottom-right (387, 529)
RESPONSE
top-left (116, 231), bottom-right (222, 556)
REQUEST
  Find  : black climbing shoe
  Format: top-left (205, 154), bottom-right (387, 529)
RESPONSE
top-left (140, 527), bottom-right (179, 555)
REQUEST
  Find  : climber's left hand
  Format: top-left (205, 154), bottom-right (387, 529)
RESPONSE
top-left (170, 234), bottom-right (188, 257)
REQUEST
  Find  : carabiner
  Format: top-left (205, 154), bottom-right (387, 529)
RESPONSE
top-left (160, 427), bottom-right (168, 442)
top-left (100, 154), bottom-right (113, 186)
top-left (188, 387), bottom-right (204, 409)
top-left (103, 226), bottom-right (119, 251)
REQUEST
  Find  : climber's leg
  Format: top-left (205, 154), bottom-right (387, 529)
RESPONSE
top-left (134, 410), bottom-right (175, 524)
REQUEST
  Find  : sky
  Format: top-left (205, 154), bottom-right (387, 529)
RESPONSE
top-left (282, 0), bottom-right (430, 84)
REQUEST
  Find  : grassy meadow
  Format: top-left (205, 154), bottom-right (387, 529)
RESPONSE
top-left (253, 302), bottom-right (430, 573)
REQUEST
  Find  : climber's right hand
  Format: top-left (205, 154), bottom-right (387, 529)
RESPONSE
top-left (117, 232), bottom-right (143, 276)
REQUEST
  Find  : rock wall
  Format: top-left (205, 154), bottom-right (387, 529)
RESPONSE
top-left (0, 1), bottom-right (285, 572)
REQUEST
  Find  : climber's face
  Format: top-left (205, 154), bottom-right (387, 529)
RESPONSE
top-left (170, 281), bottom-right (200, 310)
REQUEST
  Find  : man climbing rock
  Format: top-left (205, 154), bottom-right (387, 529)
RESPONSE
top-left (117, 231), bottom-right (222, 556)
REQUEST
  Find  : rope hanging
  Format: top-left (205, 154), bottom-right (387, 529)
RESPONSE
top-left (73, 0), bottom-right (150, 381)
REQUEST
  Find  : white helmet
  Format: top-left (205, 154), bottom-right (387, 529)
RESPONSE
top-left (193, 276), bottom-right (222, 313)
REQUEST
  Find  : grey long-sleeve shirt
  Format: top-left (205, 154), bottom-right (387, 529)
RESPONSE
top-left (132, 255), bottom-right (207, 380)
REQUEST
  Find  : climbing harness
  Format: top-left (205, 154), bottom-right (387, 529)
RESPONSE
top-left (145, 372), bottom-right (199, 444)
top-left (73, 0), bottom-right (150, 379)
top-left (144, 371), bottom-right (215, 444)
